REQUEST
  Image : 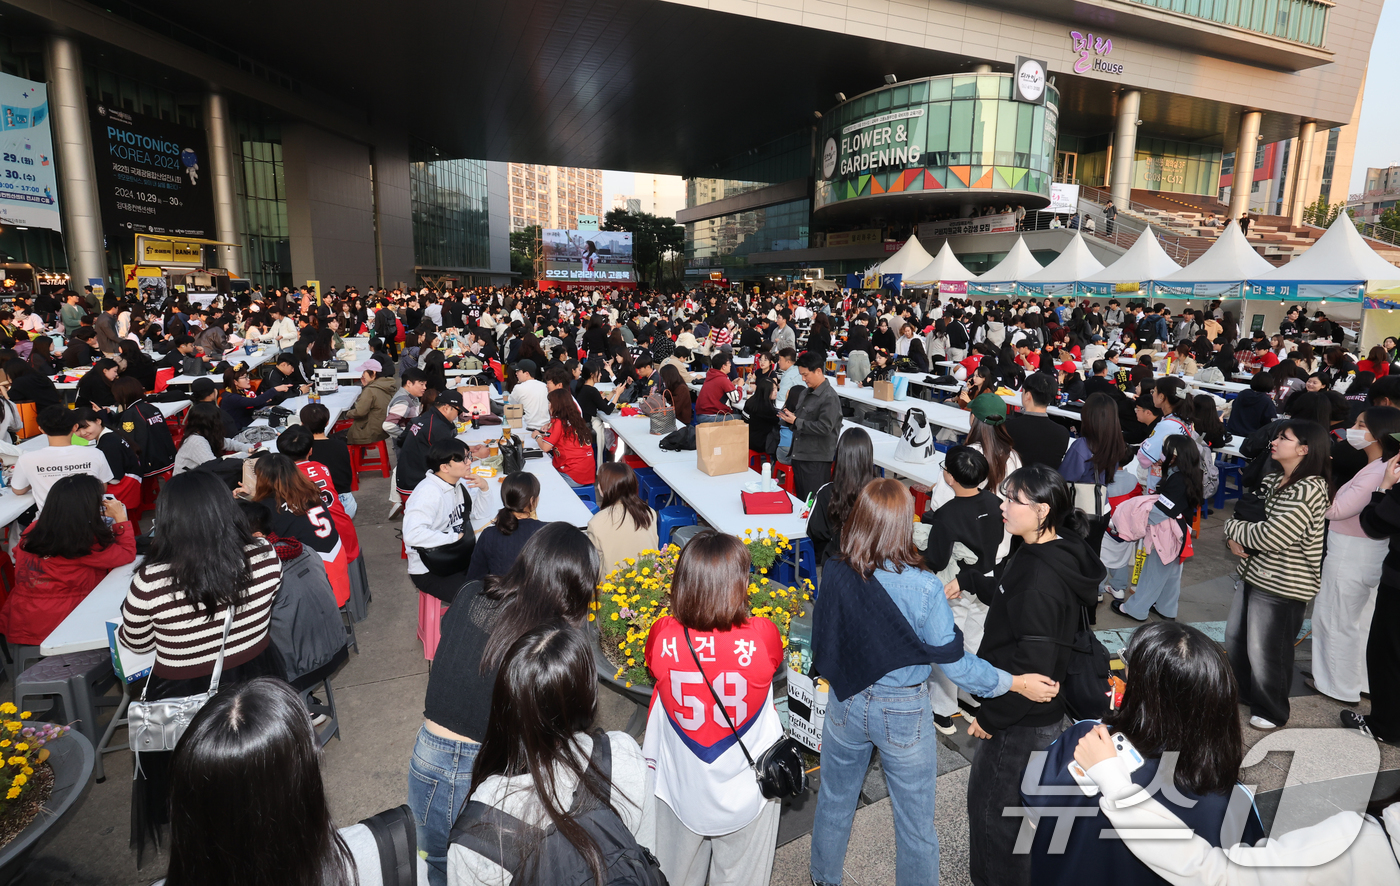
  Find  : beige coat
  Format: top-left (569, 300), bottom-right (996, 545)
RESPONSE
top-left (587, 503), bottom-right (659, 580)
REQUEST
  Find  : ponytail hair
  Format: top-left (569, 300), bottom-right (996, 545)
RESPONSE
top-left (493, 472), bottom-right (541, 536)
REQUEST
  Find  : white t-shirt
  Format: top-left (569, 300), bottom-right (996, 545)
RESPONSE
top-left (12, 442), bottom-right (115, 511)
top-left (509, 378), bottom-right (551, 431)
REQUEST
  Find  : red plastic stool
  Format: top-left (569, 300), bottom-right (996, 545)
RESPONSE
top-left (909, 483), bottom-right (932, 515)
top-left (400, 539), bottom-right (407, 560)
top-left (774, 464), bottom-right (797, 496)
top-left (350, 441), bottom-right (391, 491)
top-left (749, 450), bottom-right (770, 471)
top-left (622, 454), bottom-right (649, 470)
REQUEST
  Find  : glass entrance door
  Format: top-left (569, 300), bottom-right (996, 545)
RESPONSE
top-left (1055, 152), bottom-right (1078, 184)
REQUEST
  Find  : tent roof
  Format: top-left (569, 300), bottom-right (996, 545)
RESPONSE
top-left (976, 237), bottom-right (1046, 282)
top-left (906, 241), bottom-right (975, 284)
top-left (1023, 232), bottom-right (1105, 282)
top-left (1254, 213), bottom-right (1400, 283)
top-left (1158, 221), bottom-right (1274, 283)
top-left (879, 236), bottom-right (935, 278)
top-left (1081, 229), bottom-right (1183, 283)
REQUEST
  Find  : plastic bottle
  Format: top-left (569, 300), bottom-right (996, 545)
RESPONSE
top-left (761, 461), bottom-right (773, 491)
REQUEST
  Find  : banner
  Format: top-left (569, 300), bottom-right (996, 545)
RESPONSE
top-left (826, 229), bottom-right (881, 247)
top-left (0, 73), bottom-right (61, 232)
top-left (89, 101), bottom-right (216, 238)
top-left (938, 281), bottom-right (968, 297)
top-left (919, 213), bottom-right (1017, 237)
top-left (1048, 183), bottom-right (1080, 214)
top-left (541, 229), bottom-right (635, 283)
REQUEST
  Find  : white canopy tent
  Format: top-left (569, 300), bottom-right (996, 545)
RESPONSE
top-left (1023, 232), bottom-right (1104, 283)
top-left (906, 241), bottom-right (975, 285)
top-left (1157, 222), bottom-right (1273, 292)
top-left (1081, 228), bottom-right (1183, 284)
top-left (975, 237), bottom-right (1046, 283)
top-left (878, 236), bottom-right (936, 279)
top-left (1252, 213), bottom-right (1400, 287)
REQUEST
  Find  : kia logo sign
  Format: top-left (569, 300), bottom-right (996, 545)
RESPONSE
top-left (822, 137), bottom-right (838, 180)
top-left (1013, 56), bottom-right (1048, 105)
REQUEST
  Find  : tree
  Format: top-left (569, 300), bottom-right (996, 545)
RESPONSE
top-left (602, 209), bottom-right (685, 290)
top-left (1301, 195), bottom-right (1348, 227)
top-left (510, 225), bottom-right (540, 282)
top-left (1380, 205), bottom-right (1400, 234)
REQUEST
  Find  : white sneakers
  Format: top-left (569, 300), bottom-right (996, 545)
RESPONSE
top-left (1248, 715), bottom-right (1278, 730)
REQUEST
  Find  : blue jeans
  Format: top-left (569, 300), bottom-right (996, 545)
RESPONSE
top-left (810, 684), bottom-right (938, 886)
top-left (695, 413), bottom-right (729, 423)
top-left (407, 725), bottom-right (480, 886)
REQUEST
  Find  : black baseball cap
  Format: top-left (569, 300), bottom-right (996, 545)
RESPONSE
top-left (191, 378), bottom-right (217, 398)
top-left (515, 359), bottom-right (539, 376)
top-left (437, 390), bottom-right (464, 410)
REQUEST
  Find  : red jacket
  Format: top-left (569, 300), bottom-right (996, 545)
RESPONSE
top-left (543, 418), bottom-right (596, 486)
top-left (0, 521), bottom-right (137, 645)
top-left (695, 368), bottom-right (737, 416)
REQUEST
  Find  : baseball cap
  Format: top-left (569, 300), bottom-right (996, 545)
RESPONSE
top-left (968, 392), bottom-right (1007, 426)
top-left (191, 378), bottom-right (216, 398)
top-left (437, 390), bottom-right (464, 410)
top-left (1057, 360), bottom-right (1077, 373)
top-left (361, 359), bottom-right (383, 373)
top-left (515, 359), bottom-right (539, 376)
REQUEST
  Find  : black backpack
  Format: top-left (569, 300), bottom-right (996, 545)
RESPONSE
top-left (449, 732), bottom-right (667, 886)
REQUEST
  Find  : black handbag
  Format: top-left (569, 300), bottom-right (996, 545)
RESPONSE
top-left (500, 434), bottom-right (526, 476)
top-left (659, 426), bottom-right (695, 451)
top-left (413, 486), bottom-right (476, 579)
top-left (1022, 605), bottom-right (1113, 722)
top-left (684, 627), bottom-right (807, 800)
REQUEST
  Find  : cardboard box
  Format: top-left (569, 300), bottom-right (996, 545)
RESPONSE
top-left (696, 419), bottom-right (749, 476)
top-left (503, 404), bottom-right (524, 429)
top-left (873, 379), bottom-right (894, 401)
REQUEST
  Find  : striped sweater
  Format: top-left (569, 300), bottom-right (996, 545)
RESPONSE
top-left (1224, 473), bottom-right (1330, 602)
top-left (119, 539), bottom-right (282, 679)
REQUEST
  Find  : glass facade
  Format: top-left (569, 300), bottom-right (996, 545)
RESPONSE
top-left (684, 199), bottom-right (809, 273)
top-left (815, 75), bottom-right (1059, 213)
top-left (1126, 0), bottom-right (1328, 46)
top-left (409, 143), bottom-right (491, 275)
top-left (688, 131), bottom-right (811, 208)
top-left (231, 109), bottom-right (290, 292)
top-left (1131, 137), bottom-right (1222, 194)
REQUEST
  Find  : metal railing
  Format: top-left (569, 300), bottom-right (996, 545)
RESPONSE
top-left (1356, 221), bottom-right (1400, 248)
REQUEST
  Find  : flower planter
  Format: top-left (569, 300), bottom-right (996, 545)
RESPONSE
top-left (0, 731), bottom-right (94, 877)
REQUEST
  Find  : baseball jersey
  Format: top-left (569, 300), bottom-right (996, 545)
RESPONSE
top-left (642, 615), bottom-right (784, 835)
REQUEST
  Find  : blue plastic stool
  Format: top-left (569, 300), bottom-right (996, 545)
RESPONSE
top-left (1215, 457), bottom-right (1244, 510)
top-left (656, 506), bottom-right (698, 545)
top-left (773, 538), bottom-right (817, 586)
top-left (638, 473), bottom-right (673, 510)
top-left (572, 484), bottom-right (596, 505)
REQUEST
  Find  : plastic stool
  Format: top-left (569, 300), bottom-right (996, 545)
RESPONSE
top-left (1215, 458), bottom-right (1244, 509)
top-left (773, 464), bottom-right (797, 497)
top-left (14, 650), bottom-right (115, 754)
top-left (622, 454), bottom-right (649, 470)
top-left (4, 643), bottom-right (43, 683)
top-left (635, 470), bottom-right (672, 510)
top-left (350, 441), bottom-right (392, 492)
top-left (749, 450), bottom-right (770, 471)
top-left (657, 506), bottom-right (698, 544)
top-left (774, 539), bottom-right (817, 585)
top-left (572, 485), bottom-right (597, 505)
top-left (292, 649), bottom-right (348, 750)
top-left (671, 524), bottom-right (705, 549)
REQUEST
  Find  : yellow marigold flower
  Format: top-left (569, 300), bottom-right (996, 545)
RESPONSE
top-left (5, 787), bottom-right (18, 800)
top-left (762, 538), bottom-right (771, 546)
top-left (12, 774), bottom-right (25, 787)
top-left (0, 741), bottom-right (9, 748)
top-left (588, 613), bottom-right (595, 621)
top-left (0, 704), bottom-right (13, 716)
top-left (627, 658), bottom-right (636, 666)
top-left (20, 767), bottom-right (30, 776)
top-left (626, 558), bottom-right (636, 565)
top-left (18, 713), bottom-right (29, 720)
top-left (5, 724), bottom-right (18, 734)
top-left (610, 613), bottom-right (619, 620)
top-left (744, 528), bottom-right (752, 535)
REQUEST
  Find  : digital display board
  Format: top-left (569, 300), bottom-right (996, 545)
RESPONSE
top-left (0, 73), bottom-right (61, 232)
top-left (541, 229), bottom-right (635, 283)
top-left (89, 101), bottom-right (216, 239)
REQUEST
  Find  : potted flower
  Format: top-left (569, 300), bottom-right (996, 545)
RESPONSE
top-left (593, 529), bottom-right (814, 698)
top-left (0, 703), bottom-right (94, 876)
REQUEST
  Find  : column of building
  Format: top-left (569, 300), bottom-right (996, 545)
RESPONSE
top-left (45, 36), bottom-right (106, 292)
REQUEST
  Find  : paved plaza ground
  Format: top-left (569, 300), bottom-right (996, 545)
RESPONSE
top-left (11, 471), bottom-right (1390, 885)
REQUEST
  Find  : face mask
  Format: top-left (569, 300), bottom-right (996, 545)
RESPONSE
top-left (1346, 428), bottom-right (1372, 450)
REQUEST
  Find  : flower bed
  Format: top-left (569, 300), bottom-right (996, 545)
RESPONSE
top-left (595, 529), bottom-right (813, 688)
top-left (0, 704), bottom-right (67, 850)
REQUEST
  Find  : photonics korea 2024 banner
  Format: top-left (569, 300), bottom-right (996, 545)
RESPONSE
top-left (88, 100), bottom-right (216, 239)
top-left (0, 72), bottom-right (61, 232)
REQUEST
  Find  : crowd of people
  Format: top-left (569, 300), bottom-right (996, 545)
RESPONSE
top-left (5, 278), bottom-right (1400, 886)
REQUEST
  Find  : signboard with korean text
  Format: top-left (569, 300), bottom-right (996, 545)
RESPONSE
top-left (541, 229), bottom-right (635, 283)
top-left (0, 73), bottom-right (60, 232)
top-left (89, 101), bottom-right (216, 238)
top-left (919, 213), bottom-right (1017, 237)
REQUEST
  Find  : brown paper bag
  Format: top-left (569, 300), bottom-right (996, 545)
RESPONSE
top-left (696, 419), bottom-right (749, 476)
top-left (503, 403), bottom-right (524, 429)
top-left (873, 380), bottom-right (895, 401)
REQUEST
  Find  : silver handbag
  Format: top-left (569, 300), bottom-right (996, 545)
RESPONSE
top-left (128, 606), bottom-right (235, 758)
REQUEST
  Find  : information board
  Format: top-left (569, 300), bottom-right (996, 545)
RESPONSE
top-left (89, 101), bottom-right (216, 239)
top-left (0, 73), bottom-right (61, 232)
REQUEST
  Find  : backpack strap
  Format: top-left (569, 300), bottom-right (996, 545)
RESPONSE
top-left (359, 804), bottom-right (417, 886)
top-left (570, 729), bottom-right (613, 815)
top-left (451, 800), bottom-right (537, 876)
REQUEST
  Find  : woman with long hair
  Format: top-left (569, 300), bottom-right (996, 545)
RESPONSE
top-left (165, 677), bottom-right (422, 886)
top-left (806, 427), bottom-right (877, 566)
top-left (75, 357), bottom-right (120, 410)
top-left (643, 530), bottom-right (785, 886)
top-left (962, 392), bottom-right (1022, 494)
top-left (1058, 391), bottom-right (1127, 555)
top-left (113, 376), bottom-right (177, 479)
top-left (219, 365), bottom-right (291, 434)
top-left (967, 464), bottom-right (1106, 886)
top-left (1224, 419), bottom-right (1332, 730)
top-left (465, 471), bottom-right (544, 583)
top-left (535, 387), bottom-right (595, 487)
top-left (575, 357), bottom-right (620, 423)
top-left (587, 462), bottom-right (658, 578)
top-left (1134, 376), bottom-right (1193, 492)
top-left (1109, 436), bottom-right (1203, 621)
top-left (119, 471), bottom-right (284, 858)
top-left (1310, 408), bottom-right (1400, 707)
top-left (660, 362), bottom-right (693, 425)
top-left (174, 401), bottom-right (249, 474)
top-left (251, 453), bottom-right (351, 608)
top-left (27, 335), bottom-right (56, 375)
top-left (1022, 622), bottom-right (1264, 882)
top-left (450, 623), bottom-right (655, 886)
top-left (0, 474), bottom-right (135, 645)
top-left (743, 376), bottom-right (780, 454)
top-left (118, 339), bottom-right (157, 391)
top-left (811, 479), bottom-right (1057, 886)
top-left (413, 525), bottom-right (598, 886)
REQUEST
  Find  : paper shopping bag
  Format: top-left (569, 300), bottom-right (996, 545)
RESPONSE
top-left (696, 419), bottom-right (749, 476)
top-left (873, 380), bottom-right (895, 401)
top-left (503, 404), bottom-right (524, 429)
